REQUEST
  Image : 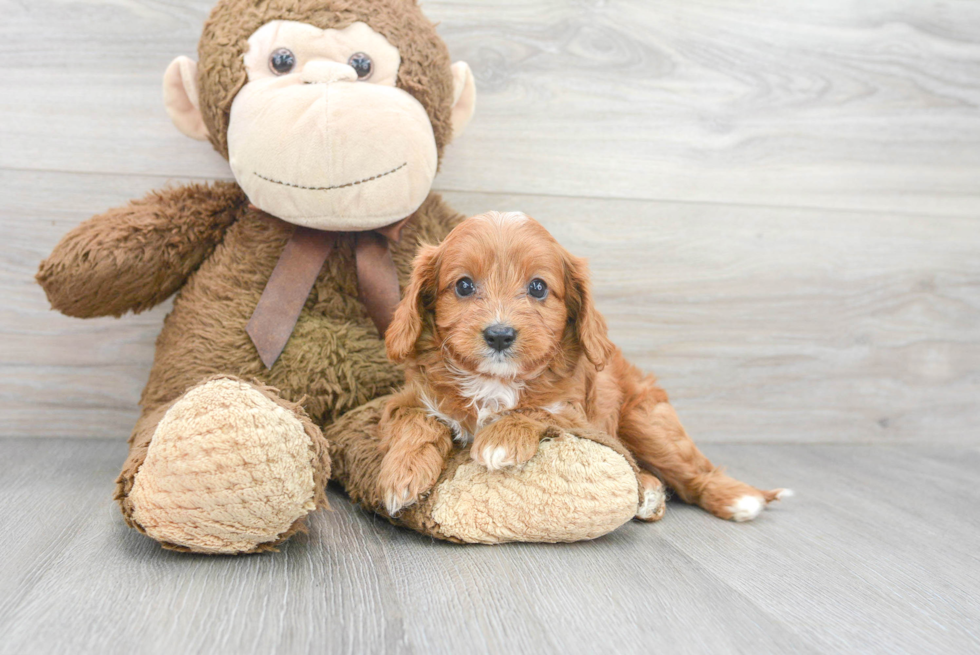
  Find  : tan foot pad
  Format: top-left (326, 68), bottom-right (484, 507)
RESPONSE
top-left (129, 378), bottom-right (317, 554)
top-left (430, 434), bottom-right (639, 544)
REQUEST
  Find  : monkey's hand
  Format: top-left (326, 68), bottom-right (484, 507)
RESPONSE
top-left (37, 182), bottom-right (245, 318)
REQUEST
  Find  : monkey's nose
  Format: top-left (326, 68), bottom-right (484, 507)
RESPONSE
top-left (301, 60), bottom-right (358, 85)
top-left (484, 324), bottom-right (517, 352)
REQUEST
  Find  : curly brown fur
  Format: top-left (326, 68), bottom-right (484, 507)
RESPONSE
top-left (41, 186), bottom-right (462, 548)
top-left (132, 192), bottom-right (461, 418)
top-left (36, 182), bottom-right (246, 318)
top-left (36, 0), bottom-right (486, 551)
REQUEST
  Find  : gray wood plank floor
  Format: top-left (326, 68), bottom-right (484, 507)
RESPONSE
top-left (0, 439), bottom-right (977, 655)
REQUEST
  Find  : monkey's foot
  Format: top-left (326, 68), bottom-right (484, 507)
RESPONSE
top-left (427, 432), bottom-right (641, 543)
top-left (127, 378), bottom-right (323, 554)
top-left (327, 399), bottom-right (651, 544)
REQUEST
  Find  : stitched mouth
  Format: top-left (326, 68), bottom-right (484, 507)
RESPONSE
top-left (254, 162), bottom-right (407, 191)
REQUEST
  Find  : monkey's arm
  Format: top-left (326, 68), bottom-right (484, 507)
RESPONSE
top-left (37, 182), bottom-right (246, 318)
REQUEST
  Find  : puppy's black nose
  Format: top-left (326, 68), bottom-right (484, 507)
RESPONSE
top-left (484, 324), bottom-right (517, 352)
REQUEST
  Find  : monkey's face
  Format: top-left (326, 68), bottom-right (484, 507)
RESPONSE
top-left (163, 15), bottom-right (475, 231)
top-left (228, 21), bottom-right (436, 231)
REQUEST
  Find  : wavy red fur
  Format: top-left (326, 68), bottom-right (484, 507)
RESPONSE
top-left (378, 211), bottom-right (789, 520)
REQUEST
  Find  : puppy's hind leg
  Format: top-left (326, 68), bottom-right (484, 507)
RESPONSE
top-left (618, 380), bottom-right (790, 522)
top-left (635, 471), bottom-right (666, 522)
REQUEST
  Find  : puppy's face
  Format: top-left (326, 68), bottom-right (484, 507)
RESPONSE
top-left (432, 212), bottom-right (569, 378)
top-left (387, 212), bottom-right (613, 380)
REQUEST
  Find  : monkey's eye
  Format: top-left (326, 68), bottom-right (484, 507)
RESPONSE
top-left (528, 278), bottom-right (548, 300)
top-left (455, 277), bottom-right (475, 298)
top-left (347, 52), bottom-right (373, 79)
top-left (269, 48), bottom-right (296, 75)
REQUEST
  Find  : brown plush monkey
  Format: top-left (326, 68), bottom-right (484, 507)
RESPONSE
top-left (37, 0), bottom-right (653, 553)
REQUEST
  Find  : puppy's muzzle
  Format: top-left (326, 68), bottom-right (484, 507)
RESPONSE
top-left (483, 324), bottom-right (517, 352)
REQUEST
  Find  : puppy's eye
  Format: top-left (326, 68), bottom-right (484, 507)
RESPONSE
top-left (528, 278), bottom-right (548, 299)
top-left (347, 52), bottom-right (373, 79)
top-left (455, 277), bottom-right (476, 298)
top-left (269, 48), bottom-right (296, 75)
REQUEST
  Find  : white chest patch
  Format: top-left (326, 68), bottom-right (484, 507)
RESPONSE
top-left (453, 371), bottom-right (524, 429)
top-left (418, 389), bottom-right (470, 443)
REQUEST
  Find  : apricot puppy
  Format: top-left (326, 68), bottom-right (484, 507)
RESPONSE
top-left (378, 211), bottom-right (790, 520)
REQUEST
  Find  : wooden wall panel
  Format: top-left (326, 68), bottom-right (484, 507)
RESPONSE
top-left (1, 0), bottom-right (978, 442)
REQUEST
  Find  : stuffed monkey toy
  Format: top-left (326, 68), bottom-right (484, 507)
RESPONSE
top-left (37, 0), bottom-right (656, 553)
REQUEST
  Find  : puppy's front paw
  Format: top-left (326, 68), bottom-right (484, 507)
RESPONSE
top-left (378, 446), bottom-right (446, 515)
top-left (472, 419), bottom-right (540, 471)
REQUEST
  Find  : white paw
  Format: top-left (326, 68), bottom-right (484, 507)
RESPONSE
top-left (636, 486), bottom-right (666, 521)
top-left (775, 489), bottom-right (794, 500)
top-left (728, 495), bottom-right (764, 522)
top-left (479, 445), bottom-right (515, 471)
top-left (384, 488), bottom-right (417, 516)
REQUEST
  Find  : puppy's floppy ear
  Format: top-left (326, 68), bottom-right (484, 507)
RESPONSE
top-left (563, 251), bottom-right (615, 370)
top-left (386, 244), bottom-right (440, 363)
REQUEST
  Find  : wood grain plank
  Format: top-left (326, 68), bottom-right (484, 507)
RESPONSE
top-left (0, 439), bottom-right (411, 655)
top-left (1, 169), bottom-right (181, 438)
top-left (664, 443), bottom-right (980, 653)
top-left (0, 439), bottom-right (124, 621)
top-left (369, 521), bottom-right (817, 654)
top-left (1, 439), bottom-right (978, 654)
top-left (5, 169), bottom-right (977, 442)
top-left (1, 0), bottom-right (979, 216)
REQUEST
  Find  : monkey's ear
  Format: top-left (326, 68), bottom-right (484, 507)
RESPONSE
top-left (163, 56), bottom-right (210, 141)
top-left (450, 62), bottom-right (476, 140)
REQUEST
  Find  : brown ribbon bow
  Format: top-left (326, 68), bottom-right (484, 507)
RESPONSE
top-left (246, 211), bottom-right (408, 369)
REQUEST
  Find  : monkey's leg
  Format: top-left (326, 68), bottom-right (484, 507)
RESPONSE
top-left (328, 398), bottom-right (645, 544)
top-left (115, 376), bottom-right (330, 553)
top-left (618, 380), bottom-right (790, 522)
